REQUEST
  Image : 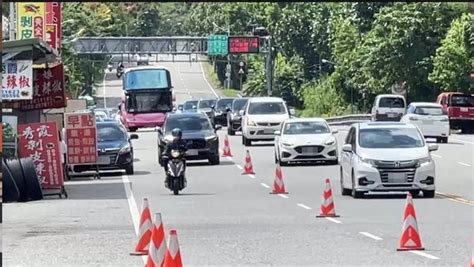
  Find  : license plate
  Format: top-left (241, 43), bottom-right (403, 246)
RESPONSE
top-left (387, 113), bottom-right (396, 118)
top-left (460, 107), bottom-right (468, 112)
top-left (302, 147), bottom-right (318, 154)
top-left (387, 173), bottom-right (406, 183)
top-left (186, 149), bottom-right (198, 156)
top-left (97, 156), bottom-right (111, 165)
top-left (263, 129), bottom-right (274, 134)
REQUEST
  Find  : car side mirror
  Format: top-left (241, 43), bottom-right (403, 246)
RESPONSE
top-left (342, 144), bottom-right (352, 152)
top-left (332, 129), bottom-right (339, 134)
top-left (274, 130), bottom-right (281, 135)
top-left (130, 134), bottom-right (139, 140)
top-left (155, 127), bottom-right (162, 134)
top-left (226, 107), bottom-right (231, 112)
top-left (239, 110), bottom-right (245, 116)
top-left (214, 124), bottom-right (222, 131)
top-left (289, 108), bottom-right (296, 116)
top-left (211, 105), bottom-right (216, 110)
top-left (428, 144), bottom-right (438, 152)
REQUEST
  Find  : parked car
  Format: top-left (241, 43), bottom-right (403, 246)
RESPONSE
top-left (274, 118), bottom-right (339, 166)
top-left (226, 98), bottom-right (249, 135)
top-left (214, 97), bottom-right (236, 125)
top-left (371, 94), bottom-right (406, 121)
top-left (436, 92), bottom-right (474, 133)
top-left (401, 102), bottom-right (449, 143)
top-left (73, 120), bottom-right (138, 174)
top-left (182, 100), bottom-right (198, 113)
top-left (340, 122), bottom-right (437, 199)
top-left (241, 97), bottom-right (293, 146)
top-left (157, 112), bottom-right (222, 165)
top-left (197, 98), bottom-right (218, 125)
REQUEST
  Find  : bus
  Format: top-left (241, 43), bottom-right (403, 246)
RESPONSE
top-left (118, 66), bottom-right (174, 132)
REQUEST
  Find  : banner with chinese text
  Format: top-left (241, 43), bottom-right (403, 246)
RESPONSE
top-left (2, 60), bottom-right (34, 100)
top-left (20, 64), bottom-right (66, 110)
top-left (18, 122), bottom-right (64, 189)
top-left (64, 113), bottom-right (98, 165)
top-left (17, 3), bottom-right (46, 40)
top-left (45, 2), bottom-right (61, 50)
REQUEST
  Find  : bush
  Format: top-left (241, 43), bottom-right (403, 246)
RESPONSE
top-left (301, 75), bottom-right (348, 117)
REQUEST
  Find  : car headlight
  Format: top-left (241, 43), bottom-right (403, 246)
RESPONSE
top-left (417, 156), bottom-right (432, 166)
top-left (171, 150), bottom-right (180, 158)
top-left (282, 142), bottom-right (294, 147)
top-left (325, 137), bottom-right (336, 145)
top-left (247, 119), bottom-right (256, 126)
top-left (205, 135), bottom-right (218, 141)
top-left (360, 157), bottom-right (376, 167)
top-left (119, 144), bottom-right (131, 154)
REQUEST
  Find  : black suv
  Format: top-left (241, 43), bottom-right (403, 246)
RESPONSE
top-left (157, 113), bottom-right (222, 165)
top-left (214, 97), bottom-right (236, 125)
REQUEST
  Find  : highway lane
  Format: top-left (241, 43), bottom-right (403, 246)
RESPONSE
top-left (102, 57), bottom-right (472, 265)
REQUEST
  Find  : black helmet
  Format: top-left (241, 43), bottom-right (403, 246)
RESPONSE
top-left (171, 128), bottom-right (182, 140)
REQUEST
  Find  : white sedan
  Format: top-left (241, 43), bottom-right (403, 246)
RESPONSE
top-left (400, 102), bottom-right (450, 143)
top-left (274, 118), bottom-right (339, 166)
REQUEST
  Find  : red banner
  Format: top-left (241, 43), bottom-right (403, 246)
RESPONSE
top-left (45, 2), bottom-right (61, 51)
top-left (18, 121), bottom-right (64, 189)
top-left (64, 113), bottom-right (98, 165)
top-left (20, 63), bottom-right (66, 110)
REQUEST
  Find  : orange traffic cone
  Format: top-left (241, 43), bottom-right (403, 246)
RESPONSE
top-left (397, 192), bottom-right (424, 251)
top-left (316, 179), bottom-right (339, 218)
top-left (131, 198), bottom-right (153, 255)
top-left (270, 163), bottom-right (288, 194)
top-left (242, 150), bottom-right (255, 175)
top-left (163, 230), bottom-right (183, 267)
top-left (146, 213), bottom-right (167, 267)
top-left (222, 135), bottom-right (233, 157)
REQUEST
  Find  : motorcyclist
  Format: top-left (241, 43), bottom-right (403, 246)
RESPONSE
top-left (161, 128), bottom-right (187, 188)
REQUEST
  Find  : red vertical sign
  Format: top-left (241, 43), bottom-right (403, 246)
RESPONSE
top-left (45, 2), bottom-right (61, 51)
top-left (18, 122), bottom-right (64, 189)
top-left (65, 113), bottom-right (98, 165)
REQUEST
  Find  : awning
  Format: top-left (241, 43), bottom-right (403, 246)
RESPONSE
top-left (2, 38), bottom-right (59, 65)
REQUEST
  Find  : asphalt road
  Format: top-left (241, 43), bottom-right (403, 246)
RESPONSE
top-left (5, 55), bottom-right (471, 266)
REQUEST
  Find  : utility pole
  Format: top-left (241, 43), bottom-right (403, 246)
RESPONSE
top-left (225, 22), bottom-right (232, 89)
top-left (9, 2), bottom-right (16, 40)
top-left (265, 36), bottom-right (273, 96)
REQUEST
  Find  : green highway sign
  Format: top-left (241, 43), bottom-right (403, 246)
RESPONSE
top-left (207, 35), bottom-right (228, 56)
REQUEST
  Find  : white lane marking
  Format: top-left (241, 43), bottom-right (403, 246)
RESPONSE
top-left (249, 174), bottom-right (255, 179)
top-left (260, 183), bottom-right (270, 188)
top-left (458, 162), bottom-right (471, 167)
top-left (278, 194), bottom-right (289, 199)
top-left (450, 137), bottom-right (474, 145)
top-left (297, 203), bottom-right (312, 210)
top-left (325, 217), bottom-right (342, 224)
top-left (236, 164), bottom-right (243, 170)
top-left (199, 61), bottom-right (219, 98)
top-left (121, 174), bottom-right (147, 264)
top-left (409, 250), bottom-right (440, 260)
top-left (359, 232), bottom-right (383, 241)
top-left (431, 153), bottom-right (442, 158)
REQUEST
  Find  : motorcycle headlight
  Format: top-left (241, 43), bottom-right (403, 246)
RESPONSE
top-left (247, 119), bottom-right (256, 126)
top-left (120, 144), bottom-right (131, 154)
top-left (325, 137), bottom-right (336, 145)
top-left (171, 150), bottom-right (180, 158)
top-left (205, 135), bottom-right (218, 141)
top-left (360, 157), bottom-right (376, 167)
top-left (417, 156), bottom-right (432, 166)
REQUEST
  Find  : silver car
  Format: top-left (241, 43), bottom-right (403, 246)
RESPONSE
top-left (340, 122), bottom-right (438, 198)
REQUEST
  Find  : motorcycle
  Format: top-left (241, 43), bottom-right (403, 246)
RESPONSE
top-left (163, 149), bottom-right (187, 195)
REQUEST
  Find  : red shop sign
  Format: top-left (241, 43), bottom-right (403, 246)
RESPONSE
top-left (64, 113), bottom-right (98, 165)
top-left (18, 121), bottom-right (64, 189)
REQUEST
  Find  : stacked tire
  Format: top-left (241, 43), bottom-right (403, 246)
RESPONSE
top-left (3, 157), bottom-right (44, 202)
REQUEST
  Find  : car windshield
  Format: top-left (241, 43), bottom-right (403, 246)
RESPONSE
top-left (414, 106), bottom-right (444, 116)
top-left (198, 100), bottom-right (217, 109)
top-left (165, 116), bottom-right (213, 132)
top-left (379, 97), bottom-right (405, 108)
top-left (283, 121), bottom-right (330, 135)
top-left (183, 101), bottom-right (198, 110)
top-left (97, 124), bottom-right (126, 142)
top-left (233, 99), bottom-right (248, 111)
top-left (359, 128), bottom-right (424, 149)
top-left (216, 99), bottom-right (235, 111)
top-left (126, 91), bottom-right (172, 113)
top-left (248, 102), bottom-right (286, 115)
top-left (124, 69), bottom-right (170, 90)
top-left (450, 95), bottom-right (474, 107)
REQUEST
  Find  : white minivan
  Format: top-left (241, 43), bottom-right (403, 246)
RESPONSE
top-left (241, 97), bottom-right (293, 146)
top-left (371, 94), bottom-right (406, 121)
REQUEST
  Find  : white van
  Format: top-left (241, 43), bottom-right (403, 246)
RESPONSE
top-left (371, 94), bottom-right (406, 121)
top-left (241, 97), bottom-right (293, 146)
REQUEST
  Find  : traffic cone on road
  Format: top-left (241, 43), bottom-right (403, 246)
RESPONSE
top-left (146, 213), bottom-right (167, 267)
top-left (163, 230), bottom-right (183, 267)
top-left (222, 135), bottom-right (233, 157)
top-left (130, 198), bottom-right (153, 255)
top-left (316, 179), bottom-right (340, 218)
top-left (397, 192), bottom-right (425, 251)
top-left (242, 150), bottom-right (255, 175)
top-left (270, 163), bottom-right (288, 194)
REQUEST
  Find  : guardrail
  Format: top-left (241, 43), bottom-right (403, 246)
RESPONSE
top-left (325, 114), bottom-right (372, 126)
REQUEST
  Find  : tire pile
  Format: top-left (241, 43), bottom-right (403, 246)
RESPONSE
top-left (2, 157), bottom-right (44, 202)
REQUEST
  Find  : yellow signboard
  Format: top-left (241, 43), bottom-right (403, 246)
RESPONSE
top-left (17, 2), bottom-right (45, 40)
